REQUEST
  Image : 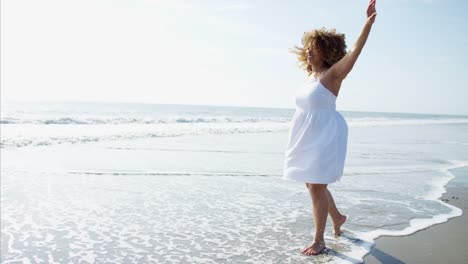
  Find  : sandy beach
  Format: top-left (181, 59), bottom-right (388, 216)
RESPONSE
top-left (363, 167), bottom-right (468, 264)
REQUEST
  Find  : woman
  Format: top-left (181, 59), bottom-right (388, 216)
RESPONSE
top-left (282, 0), bottom-right (377, 256)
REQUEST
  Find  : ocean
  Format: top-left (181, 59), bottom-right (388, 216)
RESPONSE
top-left (1, 101), bottom-right (468, 263)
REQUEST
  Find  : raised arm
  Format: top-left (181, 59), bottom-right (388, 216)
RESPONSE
top-left (330, 0), bottom-right (377, 81)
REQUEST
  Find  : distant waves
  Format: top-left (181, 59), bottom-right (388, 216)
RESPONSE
top-left (0, 116), bottom-right (290, 125)
top-left (2, 115), bottom-right (467, 126)
top-left (2, 116), bottom-right (468, 149)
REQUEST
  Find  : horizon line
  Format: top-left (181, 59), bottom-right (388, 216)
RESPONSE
top-left (1, 99), bottom-right (467, 117)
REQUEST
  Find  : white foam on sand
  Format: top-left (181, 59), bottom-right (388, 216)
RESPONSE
top-left (339, 160), bottom-right (468, 264)
top-left (2, 158), bottom-right (467, 264)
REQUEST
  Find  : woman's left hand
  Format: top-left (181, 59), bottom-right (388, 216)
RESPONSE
top-left (366, 0), bottom-right (377, 25)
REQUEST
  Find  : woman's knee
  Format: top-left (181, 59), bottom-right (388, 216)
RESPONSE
top-left (307, 183), bottom-right (328, 194)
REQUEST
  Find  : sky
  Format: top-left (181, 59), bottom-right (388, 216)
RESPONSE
top-left (2, 0), bottom-right (468, 116)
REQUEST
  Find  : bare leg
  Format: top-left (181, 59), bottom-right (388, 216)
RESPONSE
top-left (305, 183), bottom-right (347, 237)
top-left (325, 188), bottom-right (347, 237)
top-left (302, 183), bottom-right (328, 255)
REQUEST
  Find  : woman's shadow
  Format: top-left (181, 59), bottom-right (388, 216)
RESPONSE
top-left (329, 230), bottom-right (405, 264)
top-left (364, 246), bottom-right (405, 264)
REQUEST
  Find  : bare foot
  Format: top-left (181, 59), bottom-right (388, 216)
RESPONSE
top-left (334, 214), bottom-right (347, 237)
top-left (301, 240), bottom-right (326, 255)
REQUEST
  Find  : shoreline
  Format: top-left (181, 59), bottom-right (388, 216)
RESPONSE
top-left (363, 166), bottom-right (468, 264)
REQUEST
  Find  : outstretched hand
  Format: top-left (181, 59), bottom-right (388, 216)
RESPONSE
top-left (366, 0), bottom-right (377, 25)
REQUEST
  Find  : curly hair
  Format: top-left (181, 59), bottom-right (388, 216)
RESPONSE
top-left (289, 27), bottom-right (347, 78)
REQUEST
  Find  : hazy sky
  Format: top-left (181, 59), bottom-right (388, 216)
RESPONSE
top-left (2, 0), bottom-right (467, 115)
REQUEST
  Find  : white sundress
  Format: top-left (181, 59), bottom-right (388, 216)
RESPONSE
top-left (282, 75), bottom-right (348, 184)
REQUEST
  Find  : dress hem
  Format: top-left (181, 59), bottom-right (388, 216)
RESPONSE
top-left (281, 175), bottom-right (342, 185)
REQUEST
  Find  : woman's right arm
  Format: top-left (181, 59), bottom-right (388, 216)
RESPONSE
top-left (330, 0), bottom-right (377, 81)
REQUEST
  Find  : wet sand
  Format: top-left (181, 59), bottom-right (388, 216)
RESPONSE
top-left (363, 168), bottom-right (468, 264)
